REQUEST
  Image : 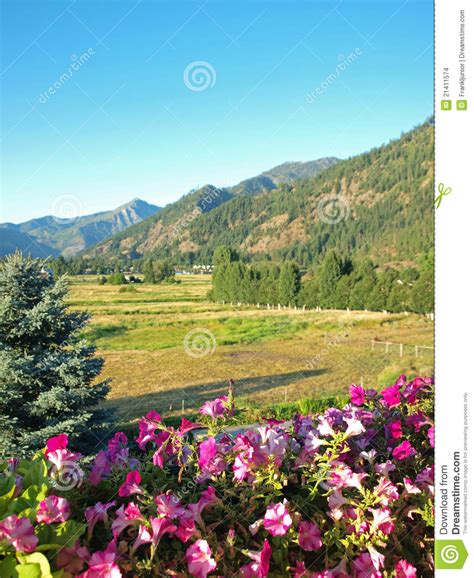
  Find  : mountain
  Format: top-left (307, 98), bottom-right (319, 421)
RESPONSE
top-left (86, 157), bottom-right (340, 259)
top-left (86, 120), bottom-right (433, 267)
top-left (228, 158), bottom-right (339, 195)
top-left (0, 198), bottom-right (161, 258)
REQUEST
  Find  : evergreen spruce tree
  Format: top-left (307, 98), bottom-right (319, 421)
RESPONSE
top-left (318, 250), bottom-right (344, 308)
top-left (277, 262), bottom-right (301, 306)
top-left (0, 253), bottom-right (112, 458)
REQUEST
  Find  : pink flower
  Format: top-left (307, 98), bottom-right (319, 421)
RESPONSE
top-left (112, 503), bottom-right (144, 537)
top-left (369, 508), bottom-right (395, 535)
top-left (80, 541), bottom-right (122, 577)
top-left (118, 470), bottom-right (144, 497)
top-left (133, 517), bottom-right (177, 551)
top-left (373, 478), bottom-right (399, 506)
top-left (36, 495), bottom-right (71, 524)
top-left (395, 559), bottom-right (417, 577)
top-left (403, 477), bottom-right (421, 495)
top-left (392, 440), bottom-right (416, 461)
top-left (0, 515), bottom-right (38, 553)
top-left (263, 501), bottom-right (292, 536)
top-left (57, 541), bottom-right (90, 574)
top-left (185, 540), bottom-right (217, 578)
top-left (85, 501), bottom-right (116, 537)
top-left (155, 492), bottom-right (186, 519)
top-left (352, 552), bottom-right (382, 578)
top-left (136, 410), bottom-right (162, 450)
top-left (45, 433), bottom-right (81, 471)
top-left (199, 396), bottom-right (227, 419)
top-left (349, 384), bottom-right (365, 406)
top-left (428, 427), bottom-right (434, 448)
top-left (240, 539), bottom-right (271, 578)
top-left (298, 520), bottom-right (322, 551)
top-left (328, 465), bottom-right (367, 491)
top-left (386, 420), bottom-right (402, 439)
top-left (380, 384), bottom-right (401, 408)
top-left (175, 511), bottom-right (197, 543)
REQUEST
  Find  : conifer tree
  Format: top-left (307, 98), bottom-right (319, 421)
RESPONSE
top-left (0, 253), bottom-right (112, 457)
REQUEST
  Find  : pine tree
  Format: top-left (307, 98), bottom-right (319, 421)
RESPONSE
top-left (0, 253), bottom-right (112, 458)
top-left (318, 251), bottom-right (344, 308)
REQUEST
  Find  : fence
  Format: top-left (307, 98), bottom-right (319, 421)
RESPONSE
top-left (370, 339), bottom-right (434, 357)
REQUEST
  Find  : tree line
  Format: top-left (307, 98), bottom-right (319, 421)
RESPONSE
top-left (210, 246), bottom-right (433, 314)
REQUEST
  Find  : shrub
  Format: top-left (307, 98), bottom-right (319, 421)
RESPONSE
top-left (0, 376), bottom-right (434, 577)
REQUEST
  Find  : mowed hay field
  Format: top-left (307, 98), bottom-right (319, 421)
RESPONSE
top-left (68, 275), bottom-right (434, 424)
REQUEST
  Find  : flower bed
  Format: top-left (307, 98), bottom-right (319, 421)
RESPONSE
top-left (0, 375), bottom-right (434, 577)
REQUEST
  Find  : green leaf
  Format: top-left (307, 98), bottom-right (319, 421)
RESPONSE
top-left (14, 564), bottom-right (42, 578)
top-left (36, 520), bottom-right (86, 548)
top-left (17, 553), bottom-right (52, 578)
top-left (0, 554), bottom-right (17, 578)
top-left (22, 460), bottom-right (48, 489)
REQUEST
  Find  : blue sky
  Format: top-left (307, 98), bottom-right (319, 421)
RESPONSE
top-left (1, 0), bottom-right (433, 223)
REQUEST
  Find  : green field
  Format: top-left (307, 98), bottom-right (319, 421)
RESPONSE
top-left (68, 275), bottom-right (434, 424)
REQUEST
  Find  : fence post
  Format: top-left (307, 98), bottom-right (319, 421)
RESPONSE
top-left (181, 400), bottom-right (185, 414)
top-left (400, 343), bottom-right (403, 357)
top-left (415, 345), bottom-right (419, 357)
top-left (371, 339), bottom-right (375, 350)
top-left (385, 342), bottom-right (389, 353)
top-left (284, 387), bottom-right (288, 403)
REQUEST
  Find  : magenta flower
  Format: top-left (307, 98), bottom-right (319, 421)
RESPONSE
top-left (349, 384), bottom-right (365, 405)
top-left (352, 552), bottom-right (383, 578)
top-left (57, 541), bottom-right (90, 574)
top-left (386, 420), bottom-right (402, 439)
top-left (427, 426), bottom-right (434, 448)
top-left (136, 410), bottom-right (162, 450)
top-left (240, 539), bottom-right (271, 578)
top-left (85, 500), bottom-right (116, 538)
top-left (45, 433), bottom-right (81, 471)
top-left (112, 502), bottom-right (144, 537)
top-left (199, 396), bottom-right (227, 419)
top-left (133, 517), bottom-right (177, 551)
top-left (36, 495), bottom-right (71, 524)
top-left (263, 501), bottom-right (292, 536)
top-left (298, 520), bottom-right (322, 551)
top-left (0, 515), bottom-right (38, 553)
top-left (380, 384), bottom-right (401, 408)
top-left (118, 470), bottom-right (144, 497)
top-left (185, 540), bottom-right (217, 578)
top-left (155, 492), bottom-right (186, 519)
top-left (392, 440), bottom-right (416, 461)
top-left (175, 511), bottom-right (197, 543)
top-left (80, 541), bottom-right (122, 577)
top-left (395, 559), bottom-right (417, 577)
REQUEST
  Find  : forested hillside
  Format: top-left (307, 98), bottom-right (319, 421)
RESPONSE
top-left (86, 119), bottom-right (433, 268)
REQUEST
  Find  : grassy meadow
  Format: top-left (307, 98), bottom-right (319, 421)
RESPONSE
top-left (68, 275), bottom-right (434, 426)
